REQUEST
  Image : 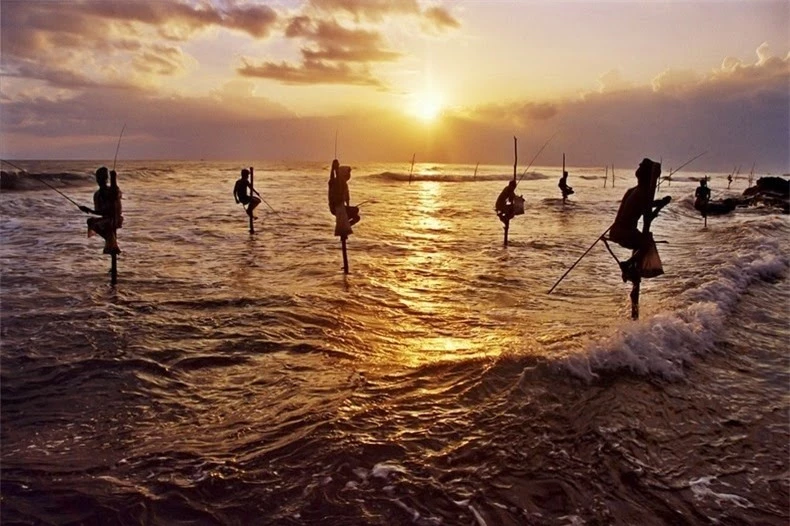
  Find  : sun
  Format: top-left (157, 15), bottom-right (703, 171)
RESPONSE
top-left (410, 92), bottom-right (444, 122)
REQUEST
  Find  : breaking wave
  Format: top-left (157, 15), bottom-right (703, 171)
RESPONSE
top-left (561, 218), bottom-right (788, 381)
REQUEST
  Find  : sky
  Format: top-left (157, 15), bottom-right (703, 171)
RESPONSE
top-left (1, 0), bottom-right (788, 172)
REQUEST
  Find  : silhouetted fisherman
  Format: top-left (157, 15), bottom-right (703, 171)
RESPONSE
top-left (694, 177), bottom-right (711, 215)
top-left (233, 168), bottom-right (261, 218)
top-left (79, 166), bottom-right (122, 254)
top-left (608, 159), bottom-right (670, 282)
top-left (328, 159), bottom-right (360, 236)
top-left (727, 172), bottom-right (733, 189)
top-left (558, 170), bottom-right (574, 203)
top-left (495, 180), bottom-right (517, 225)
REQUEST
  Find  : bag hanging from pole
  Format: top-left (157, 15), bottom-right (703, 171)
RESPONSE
top-left (334, 204), bottom-right (353, 237)
top-left (512, 195), bottom-right (525, 216)
top-left (639, 233), bottom-right (664, 279)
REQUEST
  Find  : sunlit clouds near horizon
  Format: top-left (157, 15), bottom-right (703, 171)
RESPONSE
top-left (0, 0), bottom-right (788, 172)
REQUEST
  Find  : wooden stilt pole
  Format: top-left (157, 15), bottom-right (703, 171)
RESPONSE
top-left (109, 167), bottom-right (120, 286)
top-left (505, 136), bottom-right (516, 247)
top-left (630, 161), bottom-right (662, 320)
top-left (630, 277), bottom-right (640, 319)
top-left (341, 235), bottom-right (349, 274)
top-left (249, 166), bottom-right (255, 234)
top-left (111, 253), bottom-right (118, 285)
top-left (604, 165), bottom-right (608, 188)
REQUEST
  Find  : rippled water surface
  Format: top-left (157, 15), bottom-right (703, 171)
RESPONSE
top-left (2, 161), bottom-right (788, 525)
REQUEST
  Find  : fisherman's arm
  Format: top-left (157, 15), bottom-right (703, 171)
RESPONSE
top-left (649, 196), bottom-right (672, 220)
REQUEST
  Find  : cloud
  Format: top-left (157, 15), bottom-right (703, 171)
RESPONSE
top-left (238, 16), bottom-right (397, 86)
top-left (286, 17), bottom-right (401, 62)
top-left (308, 0), bottom-right (421, 21)
top-left (423, 6), bottom-right (461, 31)
top-left (0, 0), bottom-right (278, 90)
top-left (597, 69), bottom-right (633, 93)
top-left (651, 69), bottom-right (700, 93)
top-left (442, 44), bottom-right (789, 172)
top-left (237, 59), bottom-right (383, 87)
top-left (308, 0), bottom-right (460, 30)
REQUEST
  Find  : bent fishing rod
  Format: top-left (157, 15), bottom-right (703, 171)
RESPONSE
top-left (112, 123), bottom-right (126, 171)
top-left (548, 152), bottom-right (704, 294)
top-left (1, 159), bottom-right (83, 209)
top-left (516, 131), bottom-right (559, 185)
top-left (657, 151), bottom-right (707, 189)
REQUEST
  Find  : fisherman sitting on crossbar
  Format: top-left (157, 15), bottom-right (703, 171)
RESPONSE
top-left (608, 158), bottom-right (671, 283)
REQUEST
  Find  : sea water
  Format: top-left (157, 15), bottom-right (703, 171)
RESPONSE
top-left (1, 160), bottom-right (788, 525)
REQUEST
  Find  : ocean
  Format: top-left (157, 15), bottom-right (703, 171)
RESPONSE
top-left (1, 160), bottom-right (788, 525)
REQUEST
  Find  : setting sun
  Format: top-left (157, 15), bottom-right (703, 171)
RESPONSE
top-left (410, 92), bottom-right (444, 122)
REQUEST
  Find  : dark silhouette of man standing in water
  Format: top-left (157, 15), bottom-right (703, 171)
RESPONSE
top-left (233, 168), bottom-right (261, 218)
top-left (328, 159), bottom-right (360, 236)
top-left (558, 171), bottom-right (574, 203)
top-left (79, 166), bottom-right (122, 254)
top-left (495, 180), bottom-right (517, 225)
top-left (608, 158), bottom-right (671, 282)
top-left (694, 177), bottom-right (711, 215)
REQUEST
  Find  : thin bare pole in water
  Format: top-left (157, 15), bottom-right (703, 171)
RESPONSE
top-left (408, 153), bottom-right (415, 185)
top-left (604, 165), bottom-right (608, 188)
top-left (517, 131), bottom-right (557, 185)
top-left (341, 236), bottom-right (349, 274)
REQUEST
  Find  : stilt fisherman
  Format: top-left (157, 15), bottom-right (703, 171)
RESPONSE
top-left (79, 166), bottom-right (122, 254)
top-left (608, 158), bottom-right (671, 283)
top-left (558, 170), bottom-right (574, 203)
top-left (328, 158), bottom-right (360, 236)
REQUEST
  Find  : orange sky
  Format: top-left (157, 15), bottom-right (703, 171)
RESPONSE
top-left (1, 0), bottom-right (788, 172)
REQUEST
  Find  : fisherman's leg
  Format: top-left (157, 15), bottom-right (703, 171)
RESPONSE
top-left (619, 233), bottom-right (649, 282)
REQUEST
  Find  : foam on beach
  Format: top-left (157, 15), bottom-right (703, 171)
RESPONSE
top-left (560, 217), bottom-right (789, 381)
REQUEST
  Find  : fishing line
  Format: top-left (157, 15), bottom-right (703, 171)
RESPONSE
top-left (517, 131), bottom-right (559, 185)
top-left (112, 123), bottom-right (126, 171)
top-left (1, 159), bottom-right (83, 209)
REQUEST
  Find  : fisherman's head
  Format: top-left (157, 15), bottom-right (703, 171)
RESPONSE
top-left (562, 171), bottom-right (568, 178)
top-left (331, 159), bottom-right (340, 171)
top-left (241, 168), bottom-right (250, 180)
top-left (508, 180), bottom-right (517, 189)
top-left (700, 177), bottom-right (707, 186)
top-left (338, 165), bottom-right (351, 181)
top-left (95, 166), bottom-right (109, 185)
top-left (635, 158), bottom-right (656, 185)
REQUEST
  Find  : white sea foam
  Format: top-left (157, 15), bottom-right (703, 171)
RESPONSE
top-left (562, 221), bottom-right (788, 381)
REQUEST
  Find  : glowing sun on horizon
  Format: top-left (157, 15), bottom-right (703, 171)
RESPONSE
top-left (410, 91), bottom-right (444, 122)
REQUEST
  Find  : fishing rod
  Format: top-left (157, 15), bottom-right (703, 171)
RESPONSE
top-left (516, 131), bottom-right (558, 185)
top-left (550, 153), bottom-right (696, 294)
top-left (112, 123), bottom-right (126, 171)
top-left (248, 178), bottom-right (278, 214)
top-left (547, 222), bottom-right (613, 294)
top-left (408, 153), bottom-right (416, 184)
top-left (1, 159), bottom-right (83, 209)
top-left (657, 151), bottom-right (707, 189)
